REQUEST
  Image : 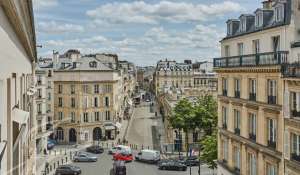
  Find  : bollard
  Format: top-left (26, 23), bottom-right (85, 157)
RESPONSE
top-left (54, 150), bottom-right (56, 156)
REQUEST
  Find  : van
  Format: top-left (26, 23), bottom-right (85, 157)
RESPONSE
top-left (135, 149), bottom-right (160, 163)
top-left (109, 145), bottom-right (132, 155)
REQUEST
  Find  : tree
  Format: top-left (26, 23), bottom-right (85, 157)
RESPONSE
top-left (200, 132), bottom-right (217, 169)
top-left (169, 98), bottom-right (196, 155)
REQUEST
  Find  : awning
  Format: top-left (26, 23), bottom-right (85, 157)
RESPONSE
top-left (114, 122), bottom-right (122, 129)
top-left (0, 141), bottom-right (7, 161)
top-left (12, 108), bottom-right (29, 124)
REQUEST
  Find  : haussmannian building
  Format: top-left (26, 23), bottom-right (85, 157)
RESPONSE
top-left (214, 0), bottom-right (300, 175)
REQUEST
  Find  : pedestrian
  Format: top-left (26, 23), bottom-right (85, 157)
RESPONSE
top-left (43, 148), bottom-right (47, 155)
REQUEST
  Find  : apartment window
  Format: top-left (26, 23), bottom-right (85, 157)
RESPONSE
top-left (222, 107), bottom-right (228, 129)
top-left (58, 84), bottom-right (63, 94)
top-left (37, 89), bottom-right (42, 98)
top-left (249, 79), bottom-right (256, 101)
top-left (104, 84), bottom-right (112, 93)
top-left (71, 112), bottom-right (75, 123)
top-left (248, 153), bottom-right (257, 175)
top-left (83, 113), bottom-right (89, 122)
top-left (225, 45), bottom-right (230, 57)
top-left (237, 43), bottom-right (244, 56)
top-left (82, 85), bottom-right (89, 93)
top-left (267, 80), bottom-right (277, 104)
top-left (83, 96), bottom-right (89, 108)
top-left (255, 12), bottom-right (263, 27)
top-left (222, 78), bottom-right (228, 96)
top-left (56, 128), bottom-right (64, 141)
top-left (240, 18), bottom-right (246, 32)
top-left (274, 5), bottom-right (284, 22)
top-left (227, 23), bottom-right (232, 35)
top-left (58, 97), bottom-right (63, 107)
top-left (249, 113), bottom-right (257, 141)
top-left (267, 118), bottom-right (277, 149)
top-left (48, 92), bottom-right (51, 100)
top-left (234, 109), bottom-right (241, 135)
top-left (291, 133), bottom-right (300, 161)
top-left (253, 40), bottom-right (260, 54)
top-left (94, 84), bottom-right (99, 94)
top-left (95, 112), bottom-right (100, 121)
top-left (234, 79), bottom-right (240, 98)
top-left (71, 84), bottom-right (75, 94)
top-left (105, 111), bottom-right (111, 121)
top-left (105, 97), bottom-right (110, 107)
top-left (266, 163), bottom-right (277, 175)
top-left (290, 92), bottom-right (300, 117)
top-left (58, 112), bottom-right (63, 120)
top-left (223, 139), bottom-right (228, 162)
top-left (233, 147), bottom-right (240, 171)
top-left (94, 97), bottom-right (98, 107)
top-left (272, 36), bottom-right (280, 52)
top-left (71, 97), bottom-right (75, 108)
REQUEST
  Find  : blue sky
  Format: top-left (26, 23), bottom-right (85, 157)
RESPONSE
top-left (33, 0), bottom-right (261, 66)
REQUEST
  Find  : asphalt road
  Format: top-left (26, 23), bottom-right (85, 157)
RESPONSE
top-left (70, 150), bottom-right (215, 175)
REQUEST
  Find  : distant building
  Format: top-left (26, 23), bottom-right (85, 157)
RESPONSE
top-left (0, 1), bottom-right (37, 175)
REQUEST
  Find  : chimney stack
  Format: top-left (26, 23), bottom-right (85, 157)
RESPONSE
top-left (262, 0), bottom-right (273, 10)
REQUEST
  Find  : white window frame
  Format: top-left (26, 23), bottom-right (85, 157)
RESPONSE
top-left (234, 109), bottom-right (241, 129)
top-left (249, 153), bottom-right (256, 175)
top-left (249, 79), bottom-right (257, 94)
top-left (249, 113), bottom-right (257, 135)
top-left (292, 133), bottom-right (300, 156)
top-left (268, 118), bottom-right (277, 142)
top-left (222, 107), bottom-right (228, 126)
top-left (268, 80), bottom-right (277, 96)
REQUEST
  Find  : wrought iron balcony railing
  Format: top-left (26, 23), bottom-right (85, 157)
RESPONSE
top-left (249, 93), bottom-right (256, 101)
top-left (234, 128), bottom-right (240, 135)
top-left (291, 153), bottom-right (300, 162)
top-left (268, 96), bottom-right (277, 105)
top-left (222, 89), bottom-right (227, 96)
top-left (235, 91), bottom-right (240, 98)
top-left (282, 62), bottom-right (300, 77)
top-left (268, 140), bottom-right (276, 149)
top-left (213, 51), bottom-right (288, 68)
top-left (292, 110), bottom-right (300, 118)
top-left (249, 133), bottom-right (256, 141)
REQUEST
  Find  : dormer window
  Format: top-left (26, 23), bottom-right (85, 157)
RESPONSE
top-left (274, 5), bottom-right (284, 22)
top-left (89, 61), bottom-right (97, 68)
top-left (255, 12), bottom-right (263, 27)
top-left (227, 22), bottom-right (232, 35)
top-left (240, 18), bottom-right (246, 32)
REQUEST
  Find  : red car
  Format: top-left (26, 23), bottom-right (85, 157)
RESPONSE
top-left (113, 152), bottom-right (133, 162)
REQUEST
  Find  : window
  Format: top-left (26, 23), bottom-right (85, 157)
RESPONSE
top-left (58, 97), bottom-right (63, 107)
top-left (253, 40), bottom-right (260, 54)
top-left (48, 92), bottom-right (51, 100)
top-left (71, 84), bottom-right (75, 94)
top-left (227, 22), bottom-right (232, 35)
top-left (37, 89), bottom-right (42, 98)
top-left (249, 113), bottom-right (257, 140)
top-left (222, 107), bottom-right (228, 129)
top-left (82, 85), bottom-right (89, 93)
top-left (267, 118), bottom-right (277, 148)
top-left (248, 153), bottom-right (256, 175)
top-left (58, 112), bottom-right (63, 120)
top-left (291, 133), bottom-right (300, 159)
top-left (268, 80), bottom-right (277, 104)
top-left (105, 97), bottom-right (110, 107)
top-left (83, 113), bottom-right (89, 122)
top-left (234, 109), bottom-right (241, 135)
top-left (71, 97), bottom-right (75, 108)
top-left (223, 139), bottom-right (228, 161)
top-left (237, 43), bottom-right (244, 56)
top-left (104, 84), bottom-right (112, 93)
top-left (222, 78), bottom-right (228, 96)
top-left (225, 45), bottom-right (230, 57)
top-left (235, 79), bottom-right (240, 98)
top-left (274, 5), bottom-right (284, 22)
top-left (95, 112), bottom-right (100, 121)
top-left (83, 96), bottom-right (89, 108)
top-left (267, 163), bottom-right (277, 175)
top-left (58, 84), bottom-right (63, 94)
top-left (94, 97), bottom-right (98, 107)
top-left (240, 18), bottom-right (246, 32)
top-left (105, 111), bottom-right (110, 121)
top-left (94, 84), bottom-right (99, 94)
top-left (255, 12), bottom-right (263, 27)
top-left (37, 103), bottom-right (42, 114)
top-left (249, 79), bottom-right (257, 101)
top-left (56, 128), bottom-right (64, 141)
top-left (233, 147), bottom-right (240, 171)
top-left (272, 36), bottom-right (280, 52)
top-left (71, 112), bottom-right (75, 123)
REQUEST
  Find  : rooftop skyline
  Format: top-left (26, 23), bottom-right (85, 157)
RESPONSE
top-left (33, 0), bottom-right (260, 66)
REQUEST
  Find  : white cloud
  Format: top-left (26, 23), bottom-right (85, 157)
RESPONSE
top-left (37, 21), bottom-right (84, 34)
top-left (33, 0), bottom-right (58, 10)
top-left (86, 1), bottom-right (244, 24)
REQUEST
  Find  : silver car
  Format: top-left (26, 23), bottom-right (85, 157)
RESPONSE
top-left (73, 154), bottom-right (97, 162)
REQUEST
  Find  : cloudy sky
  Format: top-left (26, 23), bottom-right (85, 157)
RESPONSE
top-left (33, 0), bottom-right (260, 66)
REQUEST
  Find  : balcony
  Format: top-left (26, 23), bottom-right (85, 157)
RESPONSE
top-left (222, 123), bottom-right (227, 129)
top-left (234, 91), bottom-right (240, 98)
top-left (292, 110), bottom-right (300, 118)
top-left (267, 140), bottom-right (276, 149)
top-left (268, 96), bottom-right (277, 105)
top-left (222, 89), bottom-right (227, 96)
top-left (234, 128), bottom-right (240, 135)
top-left (213, 51), bottom-right (288, 68)
top-left (249, 93), bottom-right (256, 101)
top-left (249, 133), bottom-right (256, 141)
top-left (291, 153), bottom-right (300, 162)
top-left (282, 63), bottom-right (300, 77)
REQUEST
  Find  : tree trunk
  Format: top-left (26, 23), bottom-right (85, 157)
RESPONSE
top-left (185, 130), bottom-right (189, 157)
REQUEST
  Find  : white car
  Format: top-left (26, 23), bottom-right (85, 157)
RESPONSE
top-left (109, 145), bottom-right (132, 155)
top-left (135, 149), bottom-right (160, 163)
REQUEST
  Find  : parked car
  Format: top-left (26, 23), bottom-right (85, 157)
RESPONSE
top-left (110, 161), bottom-right (126, 175)
top-left (86, 145), bottom-right (104, 154)
top-left (135, 149), bottom-right (160, 163)
top-left (113, 151), bottom-right (133, 162)
top-left (55, 165), bottom-right (81, 175)
top-left (158, 161), bottom-right (187, 171)
top-left (109, 145), bottom-right (131, 155)
top-left (182, 156), bottom-right (200, 166)
top-left (73, 154), bottom-right (97, 162)
top-left (47, 141), bottom-right (55, 150)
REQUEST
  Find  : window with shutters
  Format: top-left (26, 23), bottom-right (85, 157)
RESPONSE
top-left (267, 118), bottom-right (277, 149)
top-left (249, 113), bottom-right (256, 141)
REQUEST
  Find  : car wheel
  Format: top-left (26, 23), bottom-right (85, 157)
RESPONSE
top-left (74, 173), bottom-right (78, 175)
top-left (162, 166), bottom-right (166, 170)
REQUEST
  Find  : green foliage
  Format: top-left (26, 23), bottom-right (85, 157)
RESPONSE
top-left (200, 132), bottom-right (217, 169)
